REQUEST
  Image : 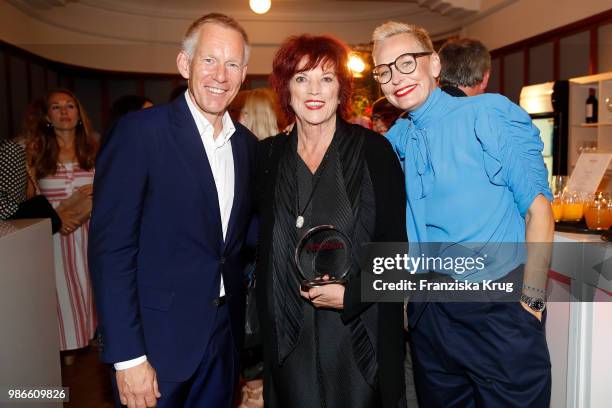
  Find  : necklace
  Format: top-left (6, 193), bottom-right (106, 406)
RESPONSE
top-left (295, 139), bottom-right (334, 229)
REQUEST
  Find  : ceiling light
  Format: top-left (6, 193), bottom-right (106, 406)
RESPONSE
top-left (250, 0), bottom-right (271, 14)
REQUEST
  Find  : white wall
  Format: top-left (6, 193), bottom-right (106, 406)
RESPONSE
top-left (0, 1), bottom-right (185, 74)
top-left (463, 0), bottom-right (611, 51)
top-left (0, 1), bottom-right (459, 75)
top-left (1, 1), bottom-right (610, 75)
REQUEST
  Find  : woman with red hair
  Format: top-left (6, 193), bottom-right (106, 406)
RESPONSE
top-left (255, 34), bottom-right (407, 408)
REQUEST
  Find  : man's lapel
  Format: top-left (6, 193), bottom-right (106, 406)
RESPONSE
top-left (224, 126), bottom-right (246, 250)
top-left (169, 96), bottom-right (223, 244)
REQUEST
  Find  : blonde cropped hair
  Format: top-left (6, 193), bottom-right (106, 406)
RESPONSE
top-left (240, 88), bottom-right (283, 140)
top-left (372, 21), bottom-right (434, 57)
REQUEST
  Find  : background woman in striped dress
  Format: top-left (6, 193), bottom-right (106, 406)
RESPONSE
top-left (27, 89), bottom-right (98, 361)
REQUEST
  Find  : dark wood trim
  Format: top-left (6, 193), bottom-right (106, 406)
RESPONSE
top-left (25, 60), bottom-right (32, 102)
top-left (243, 74), bottom-right (270, 89)
top-left (523, 47), bottom-right (530, 85)
top-left (499, 55), bottom-right (505, 95)
top-left (553, 38), bottom-right (560, 81)
top-left (101, 78), bottom-right (109, 130)
top-left (4, 51), bottom-right (14, 137)
top-left (246, 74), bottom-right (270, 81)
top-left (137, 79), bottom-right (145, 97)
top-left (66, 76), bottom-right (75, 92)
top-left (42, 68), bottom-right (48, 93)
top-left (589, 26), bottom-right (598, 75)
top-left (490, 9), bottom-right (612, 58)
top-left (0, 39), bottom-right (182, 81)
top-left (46, 68), bottom-right (57, 89)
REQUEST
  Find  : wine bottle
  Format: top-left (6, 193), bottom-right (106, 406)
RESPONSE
top-left (585, 88), bottom-right (598, 123)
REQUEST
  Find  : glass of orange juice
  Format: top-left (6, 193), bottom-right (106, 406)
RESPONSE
top-left (551, 198), bottom-right (563, 222)
top-left (605, 198), bottom-right (612, 229)
top-left (584, 194), bottom-right (609, 230)
top-left (585, 193), bottom-right (612, 230)
top-left (561, 191), bottom-right (585, 222)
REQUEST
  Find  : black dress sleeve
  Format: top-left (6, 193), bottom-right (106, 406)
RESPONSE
top-left (367, 135), bottom-right (407, 242)
top-left (341, 133), bottom-right (407, 323)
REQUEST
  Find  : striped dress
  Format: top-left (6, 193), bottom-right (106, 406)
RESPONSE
top-left (38, 162), bottom-right (96, 351)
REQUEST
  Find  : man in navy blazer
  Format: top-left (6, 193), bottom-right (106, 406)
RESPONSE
top-left (89, 13), bottom-right (256, 408)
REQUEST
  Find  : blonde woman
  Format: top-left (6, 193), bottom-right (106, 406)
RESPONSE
top-left (372, 21), bottom-right (552, 407)
top-left (239, 88), bottom-right (284, 140)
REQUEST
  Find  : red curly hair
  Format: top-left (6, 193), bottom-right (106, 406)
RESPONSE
top-left (270, 34), bottom-right (353, 122)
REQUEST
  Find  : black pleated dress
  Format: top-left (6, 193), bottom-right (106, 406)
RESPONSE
top-left (255, 118), bottom-right (407, 408)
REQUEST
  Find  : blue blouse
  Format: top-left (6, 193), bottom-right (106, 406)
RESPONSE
top-left (386, 88), bottom-right (553, 281)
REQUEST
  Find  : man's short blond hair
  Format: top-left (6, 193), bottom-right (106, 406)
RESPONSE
top-left (182, 13), bottom-right (250, 63)
top-left (372, 21), bottom-right (434, 58)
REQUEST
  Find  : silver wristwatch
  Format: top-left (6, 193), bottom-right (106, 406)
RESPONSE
top-left (520, 294), bottom-right (546, 312)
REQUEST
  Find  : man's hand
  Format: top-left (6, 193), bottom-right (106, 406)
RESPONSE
top-left (116, 360), bottom-right (161, 408)
top-left (520, 300), bottom-right (543, 322)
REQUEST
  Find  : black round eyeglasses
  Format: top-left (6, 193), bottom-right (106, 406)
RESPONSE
top-left (372, 52), bottom-right (433, 84)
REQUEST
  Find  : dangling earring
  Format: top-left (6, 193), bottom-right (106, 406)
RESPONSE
top-left (46, 122), bottom-right (53, 129)
top-left (77, 120), bottom-right (83, 126)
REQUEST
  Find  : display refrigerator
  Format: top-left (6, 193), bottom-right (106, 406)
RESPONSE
top-left (519, 80), bottom-right (569, 185)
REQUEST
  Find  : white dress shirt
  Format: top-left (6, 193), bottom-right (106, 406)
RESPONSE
top-left (114, 91), bottom-right (236, 370)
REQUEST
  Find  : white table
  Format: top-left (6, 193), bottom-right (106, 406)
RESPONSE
top-left (548, 232), bottom-right (612, 408)
top-left (0, 219), bottom-right (62, 408)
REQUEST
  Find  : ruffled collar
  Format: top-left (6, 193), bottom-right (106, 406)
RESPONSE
top-left (399, 89), bottom-right (439, 201)
top-left (408, 87), bottom-right (445, 127)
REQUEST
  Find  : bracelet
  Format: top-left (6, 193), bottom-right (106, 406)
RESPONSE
top-left (522, 283), bottom-right (546, 295)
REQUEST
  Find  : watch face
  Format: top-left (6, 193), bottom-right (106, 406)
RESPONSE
top-left (530, 298), bottom-right (545, 311)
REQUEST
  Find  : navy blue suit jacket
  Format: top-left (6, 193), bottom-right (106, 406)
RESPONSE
top-left (89, 96), bottom-right (257, 382)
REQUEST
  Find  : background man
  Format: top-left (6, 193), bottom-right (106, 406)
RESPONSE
top-left (438, 37), bottom-right (491, 97)
top-left (89, 13), bottom-right (257, 408)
